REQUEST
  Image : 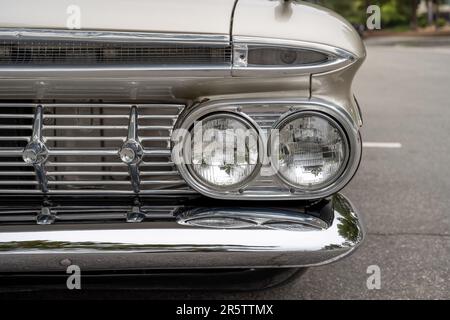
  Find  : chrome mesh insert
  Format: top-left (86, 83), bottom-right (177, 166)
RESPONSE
top-left (0, 40), bottom-right (232, 66)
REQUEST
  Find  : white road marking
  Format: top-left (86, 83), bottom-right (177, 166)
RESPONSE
top-left (363, 142), bottom-right (402, 148)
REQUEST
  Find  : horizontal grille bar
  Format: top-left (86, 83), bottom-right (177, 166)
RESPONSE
top-left (44, 136), bottom-right (126, 141)
top-left (46, 181), bottom-right (183, 186)
top-left (0, 136), bottom-right (30, 141)
top-left (0, 125), bottom-right (32, 129)
top-left (0, 114), bottom-right (33, 118)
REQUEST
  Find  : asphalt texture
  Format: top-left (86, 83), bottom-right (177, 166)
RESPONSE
top-left (1, 37), bottom-right (449, 300)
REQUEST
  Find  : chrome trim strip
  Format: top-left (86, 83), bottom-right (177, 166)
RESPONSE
top-left (232, 36), bottom-right (357, 76)
top-left (0, 66), bottom-right (232, 78)
top-left (0, 28), bottom-right (230, 45)
top-left (0, 194), bottom-right (364, 271)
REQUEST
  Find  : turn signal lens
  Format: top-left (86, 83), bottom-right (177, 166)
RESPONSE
top-left (247, 47), bottom-right (329, 66)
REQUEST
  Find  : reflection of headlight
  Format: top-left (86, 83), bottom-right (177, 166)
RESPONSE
top-left (273, 112), bottom-right (348, 190)
top-left (188, 113), bottom-right (259, 189)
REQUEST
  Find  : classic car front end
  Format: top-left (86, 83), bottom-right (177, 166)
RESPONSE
top-left (0, 0), bottom-right (365, 288)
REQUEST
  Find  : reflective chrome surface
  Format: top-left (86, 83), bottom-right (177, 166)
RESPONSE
top-left (0, 193), bottom-right (364, 271)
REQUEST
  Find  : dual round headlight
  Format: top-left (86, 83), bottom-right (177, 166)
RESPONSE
top-left (272, 112), bottom-right (348, 190)
top-left (178, 108), bottom-right (350, 196)
top-left (189, 114), bottom-right (259, 189)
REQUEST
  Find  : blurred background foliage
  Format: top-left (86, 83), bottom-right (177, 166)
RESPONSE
top-left (306, 0), bottom-right (449, 30)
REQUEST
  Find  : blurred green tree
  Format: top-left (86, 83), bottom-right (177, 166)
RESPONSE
top-left (310, 0), bottom-right (424, 29)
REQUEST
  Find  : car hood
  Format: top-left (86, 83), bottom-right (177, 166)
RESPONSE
top-left (0, 0), bottom-right (236, 35)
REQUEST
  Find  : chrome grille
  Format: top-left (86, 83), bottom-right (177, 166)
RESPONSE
top-left (0, 40), bottom-right (232, 66)
top-left (0, 103), bottom-right (193, 195)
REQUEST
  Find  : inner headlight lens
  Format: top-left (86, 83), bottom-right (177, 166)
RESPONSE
top-left (274, 113), bottom-right (347, 188)
top-left (189, 114), bottom-right (259, 188)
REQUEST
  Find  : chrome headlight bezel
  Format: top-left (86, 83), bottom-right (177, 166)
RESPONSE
top-left (173, 99), bottom-right (362, 201)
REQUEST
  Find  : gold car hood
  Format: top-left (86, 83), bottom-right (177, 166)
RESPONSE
top-left (0, 0), bottom-right (236, 35)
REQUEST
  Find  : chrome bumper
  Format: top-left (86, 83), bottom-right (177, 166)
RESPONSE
top-left (0, 194), bottom-right (364, 272)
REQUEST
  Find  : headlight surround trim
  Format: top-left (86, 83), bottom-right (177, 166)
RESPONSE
top-left (173, 98), bottom-right (362, 200)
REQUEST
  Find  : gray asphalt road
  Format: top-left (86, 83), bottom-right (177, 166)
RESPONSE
top-left (4, 39), bottom-right (450, 300)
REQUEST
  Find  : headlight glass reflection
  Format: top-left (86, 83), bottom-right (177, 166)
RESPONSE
top-left (190, 114), bottom-right (259, 188)
top-left (275, 113), bottom-right (347, 188)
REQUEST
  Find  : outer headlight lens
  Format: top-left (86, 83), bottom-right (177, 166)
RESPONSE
top-left (189, 114), bottom-right (259, 189)
top-left (274, 112), bottom-right (348, 189)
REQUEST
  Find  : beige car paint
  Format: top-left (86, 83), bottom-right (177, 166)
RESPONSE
top-left (0, 0), bottom-right (235, 35)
